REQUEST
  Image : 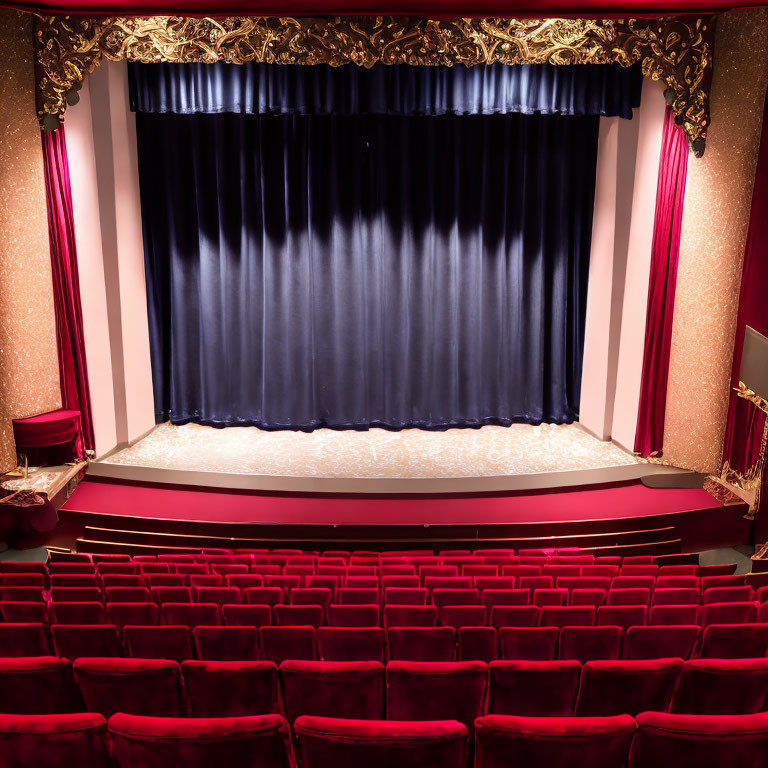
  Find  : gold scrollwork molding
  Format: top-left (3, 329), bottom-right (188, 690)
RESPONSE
top-left (34, 14), bottom-right (714, 155)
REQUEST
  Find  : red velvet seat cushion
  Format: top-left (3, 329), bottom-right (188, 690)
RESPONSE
top-left (109, 712), bottom-right (293, 768)
top-left (182, 660), bottom-right (279, 717)
top-left (475, 713), bottom-right (636, 768)
top-left (294, 715), bottom-right (468, 768)
top-left (488, 660), bottom-right (580, 717)
top-left (0, 713), bottom-right (111, 768)
top-left (74, 657), bottom-right (184, 718)
top-left (575, 658), bottom-right (683, 716)
top-left (386, 660), bottom-right (487, 727)
top-left (629, 711), bottom-right (768, 768)
top-left (0, 657), bottom-right (83, 714)
top-left (670, 658), bottom-right (768, 715)
top-left (280, 660), bottom-right (385, 722)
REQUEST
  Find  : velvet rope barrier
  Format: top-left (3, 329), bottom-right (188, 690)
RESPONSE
top-left (634, 106), bottom-right (689, 457)
top-left (41, 126), bottom-right (95, 455)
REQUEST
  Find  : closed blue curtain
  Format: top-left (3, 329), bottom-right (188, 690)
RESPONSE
top-left (129, 61), bottom-right (642, 118)
top-left (137, 109), bottom-right (599, 430)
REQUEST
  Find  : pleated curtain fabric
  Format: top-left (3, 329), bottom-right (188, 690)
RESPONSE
top-left (41, 127), bottom-right (95, 454)
top-left (136, 110), bottom-right (600, 430)
top-left (634, 107), bottom-right (689, 457)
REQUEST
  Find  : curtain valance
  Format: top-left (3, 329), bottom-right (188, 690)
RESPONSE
top-left (128, 61), bottom-right (642, 119)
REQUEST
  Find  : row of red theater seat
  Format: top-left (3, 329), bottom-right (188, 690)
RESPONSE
top-left (3, 656), bottom-right (768, 720)
top-left (3, 597), bottom-right (765, 631)
top-left (3, 573), bottom-right (761, 605)
top-left (3, 709), bottom-right (767, 768)
top-left (3, 620), bottom-right (768, 663)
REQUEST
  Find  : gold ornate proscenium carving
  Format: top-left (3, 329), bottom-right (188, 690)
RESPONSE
top-left (34, 15), bottom-right (713, 154)
top-left (707, 381), bottom-right (768, 520)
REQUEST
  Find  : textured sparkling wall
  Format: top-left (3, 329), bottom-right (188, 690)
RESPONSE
top-left (0, 10), bottom-right (61, 472)
top-left (663, 9), bottom-right (768, 473)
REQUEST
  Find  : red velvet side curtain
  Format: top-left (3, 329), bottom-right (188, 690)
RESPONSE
top-left (41, 126), bottom-right (95, 454)
top-left (634, 107), bottom-right (689, 457)
top-left (721, 87), bottom-right (768, 518)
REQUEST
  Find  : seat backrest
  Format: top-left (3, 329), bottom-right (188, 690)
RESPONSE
top-left (458, 627), bottom-right (498, 662)
top-left (475, 713), bottom-right (636, 768)
top-left (670, 658), bottom-right (768, 715)
top-left (629, 711), bottom-right (768, 768)
top-left (0, 657), bottom-right (83, 714)
top-left (540, 606), bottom-right (596, 628)
top-left (294, 715), bottom-right (468, 768)
top-left (383, 605), bottom-right (437, 629)
top-left (74, 657), bottom-right (183, 718)
top-left (280, 660), bottom-right (385, 721)
top-left (193, 625), bottom-right (260, 661)
top-left (181, 660), bottom-right (279, 717)
top-left (123, 624), bottom-right (195, 662)
top-left (162, 602), bottom-right (221, 629)
top-left (489, 605), bottom-right (540, 629)
top-left (702, 586), bottom-right (753, 604)
top-left (597, 605), bottom-right (648, 629)
top-left (260, 626), bottom-right (316, 664)
top-left (558, 626), bottom-right (622, 663)
top-left (623, 625), bottom-right (700, 660)
top-left (316, 627), bottom-right (385, 662)
top-left (387, 627), bottom-right (455, 662)
top-left (273, 604), bottom-right (324, 628)
top-left (0, 713), bottom-right (111, 768)
top-left (575, 658), bottom-right (683, 716)
top-left (221, 604), bottom-right (272, 628)
top-left (387, 660), bottom-right (487, 727)
top-left (488, 660), bottom-right (581, 717)
top-left (498, 627), bottom-right (559, 661)
top-left (383, 587), bottom-right (427, 605)
top-left (107, 602), bottom-right (160, 629)
top-left (51, 624), bottom-right (124, 659)
top-left (439, 605), bottom-right (488, 629)
top-left (109, 712), bottom-right (293, 768)
top-left (0, 622), bottom-right (51, 656)
top-left (649, 604), bottom-right (699, 626)
top-left (328, 603), bottom-right (380, 627)
top-left (51, 602), bottom-right (108, 625)
top-left (698, 602), bottom-right (757, 627)
top-left (698, 623), bottom-right (768, 659)
top-left (651, 588), bottom-right (700, 606)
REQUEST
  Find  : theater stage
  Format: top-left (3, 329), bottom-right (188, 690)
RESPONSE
top-left (53, 421), bottom-right (751, 556)
top-left (93, 422), bottom-right (649, 494)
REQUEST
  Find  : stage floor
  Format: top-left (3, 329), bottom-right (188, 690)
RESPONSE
top-left (102, 422), bottom-right (639, 479)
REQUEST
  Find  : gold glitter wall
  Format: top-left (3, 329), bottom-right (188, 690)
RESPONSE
top-left (663, 9), bottom-right (768, 473)
top-left (0, 10), bottom-right (62, 472)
